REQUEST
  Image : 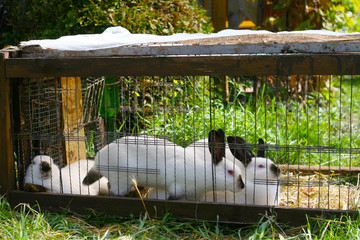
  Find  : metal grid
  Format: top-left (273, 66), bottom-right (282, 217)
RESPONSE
top-left (17, 77), bottom-right (106, 193)
top-left (16, 73), bottom-right (360, 211)
top-left (19, 78), bottom-right (62, 161)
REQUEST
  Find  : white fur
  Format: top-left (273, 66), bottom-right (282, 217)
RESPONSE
top-left (189, 138), bottom-right (281, 205)
top-left (146, 187), bottom-right (167, 200)
top-left (61, 159), bottom-right (109, 195)
top-left (85, 135), bottom-right (243, 199)
top-left (24, 155), bottom-right (61, 192)
top-left (24, 155), bottom-right (109, 195)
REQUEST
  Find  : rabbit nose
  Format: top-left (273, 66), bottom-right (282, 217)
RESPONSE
top-left (270, 164), bottom-right (280, 176)
top-left (41, 162), bottom-right (51, 172)
top-left (238, 175), bottom-right (245, 189)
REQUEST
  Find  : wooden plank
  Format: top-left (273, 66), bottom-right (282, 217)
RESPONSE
top-left (9, 190), bottom-right (356, 226)
top-left (0, 52), bottom-right (16, 195)
top-left (279, 164), bottom-right (360, 175)
top-left (98, 116), bottom-right (108, 147)
top-left (5, 54), bottom-right (360, 78)
top-left (61, 77), bottom-right (87, 165)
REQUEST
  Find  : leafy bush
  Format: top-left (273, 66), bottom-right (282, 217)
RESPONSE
top-left (262, 0), bottom-right (360, 32)
top-left (262, 0), bottom-right (326, 31)
top-left (1, 0), bottom-right (213, 47)
top-left (321, 0), bottom-right (360, 32)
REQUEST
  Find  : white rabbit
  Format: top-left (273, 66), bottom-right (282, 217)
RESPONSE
top-left (83, 130), bottom-right (245, 200)
top-left (24, 155), bottom-right (109, 195)
top-left (61, 159), bottom-right (109, 195)
top-left (190, 133), bottom-right (281, 206)
top-left (145, 137), bottom-right (180, 200)
top-left (24, 155), bottom-right (61, 192)
top-left (227, 136), bottom-right (281, 205)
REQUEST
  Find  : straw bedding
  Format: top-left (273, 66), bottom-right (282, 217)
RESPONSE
top-left (279, 172), bottom-right (360, 210)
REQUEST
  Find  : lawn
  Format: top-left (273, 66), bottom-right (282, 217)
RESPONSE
top-left (1, 196), bottom-right (359, 239)
top-left (140, 75), bottom-right (360, 167)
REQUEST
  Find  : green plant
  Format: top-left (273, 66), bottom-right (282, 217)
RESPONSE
top-left (321, 0), bottom-right (360, 32)
top-left (262, 0), bottom-right (360, 32)
top-left (0, 197), bottom-right (59, 239)
top-left (2, 195), bottom-right (360, 239)
top-left (1, 0), bottom-right (213, 48)
top-left (263, 0), bottom-right (326, 31)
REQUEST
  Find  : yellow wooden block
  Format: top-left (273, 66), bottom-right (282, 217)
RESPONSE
top-left (238, 20), bottom-right (256, 29)
top-left (61, 77), bottom-right (87, 165)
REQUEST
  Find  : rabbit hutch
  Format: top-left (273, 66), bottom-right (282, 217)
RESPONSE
top-left (1, 28), bottom-right (360, 225)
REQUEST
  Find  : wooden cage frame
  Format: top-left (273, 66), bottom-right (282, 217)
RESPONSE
top-left (1, 46), bottom-right (360, 225)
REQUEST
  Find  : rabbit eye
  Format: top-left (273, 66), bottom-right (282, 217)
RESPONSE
top-left (258, 164), bottom-right (265, 168)
top-left (32, 161), bottom-right (36, 164)
top-left (227, 170), bottom-right (234, 176)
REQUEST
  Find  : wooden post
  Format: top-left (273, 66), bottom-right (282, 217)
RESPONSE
top-left (61, 77), bottom-right (87, 165)
top-left (0, 51), bottom-right (16, 195)
top-left (99, 116), bottom-right (108, 147)
top-left (212, 0), bottom-right (227, 32)
top-left (278, 164), bottom-right (360, 175)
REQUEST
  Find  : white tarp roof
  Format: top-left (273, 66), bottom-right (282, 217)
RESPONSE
top-left (18, 26), bottom-right (360, 57)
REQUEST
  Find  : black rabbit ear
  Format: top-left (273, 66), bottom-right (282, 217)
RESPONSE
top-left (208, 130), bottom-right (226, 165)
top-left (83, 169), bottom-right (103, 185)
top-left (257, 138), bottom-right (266, 158)
top-left (217, 129), bottom-right (226, 143)
top-left (227, 136), bottom-right (254, 167)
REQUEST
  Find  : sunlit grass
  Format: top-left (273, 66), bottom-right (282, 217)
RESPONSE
top-left (143, 76), bottom-right (360, 167)
top-left (2, 195), bottom-right (360, 239)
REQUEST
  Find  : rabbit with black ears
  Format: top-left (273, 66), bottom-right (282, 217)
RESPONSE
top-left (146, 129), bottom-right (248, 200)
top-left (187, 132), bottom-right (281, 205)
top-left (24, 155), bottom-right (109, 195)
top-left (201, 136), bottom-right (281, 205)
top-left (83, 129), bottom-right (245, 200)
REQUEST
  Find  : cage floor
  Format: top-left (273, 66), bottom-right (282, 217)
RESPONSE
top-left (279, 172), bottom-right (360, 211)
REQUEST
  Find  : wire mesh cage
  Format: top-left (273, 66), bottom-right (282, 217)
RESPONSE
top-left (14, 76), bottom-right (107, 193)
top-left (12, 73), bottom-right (360, 211)
top-left (2, 39), bottom-right (360, 224)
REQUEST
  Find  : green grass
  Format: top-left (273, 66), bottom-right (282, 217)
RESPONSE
top-left (141, 76), bottom-right (360, 167)
top-left (1, 196), bottom-right (360, 239)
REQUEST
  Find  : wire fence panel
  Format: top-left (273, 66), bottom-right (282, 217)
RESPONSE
top-left (13, 72), bottom-right (360, 211)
